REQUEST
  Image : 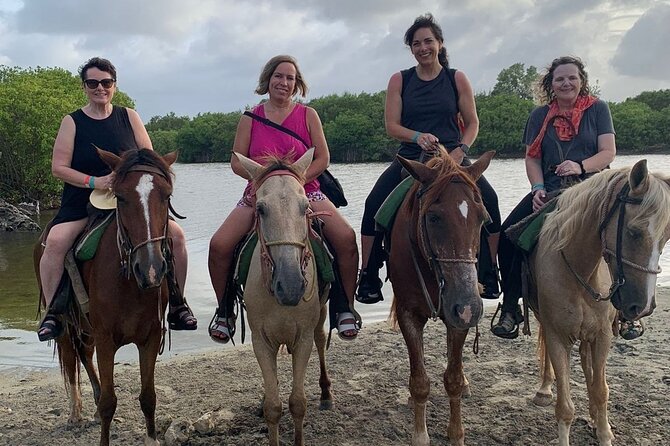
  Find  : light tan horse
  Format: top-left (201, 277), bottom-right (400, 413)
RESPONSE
top-left (389, 150), bottom-right (496, 446)
top-left (528, 160), bottom-right (670, 446)
top-left (234, 148), bottom-right (332, 446)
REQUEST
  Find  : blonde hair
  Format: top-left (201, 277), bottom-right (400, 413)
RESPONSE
top-left (255, 55), bottom-right (308, 98)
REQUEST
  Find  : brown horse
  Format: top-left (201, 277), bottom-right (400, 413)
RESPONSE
top-left (35, 148), bottom-right (178, 446)
top-left (389, 149), bottom-right (495, 446)
top-left (234, 148), bottom-right (332, 446)
top-left (528, 160), bottom-right (670, 446)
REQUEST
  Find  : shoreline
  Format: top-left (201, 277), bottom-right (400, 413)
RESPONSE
top-left (1, 290), bottom-right (668, 446)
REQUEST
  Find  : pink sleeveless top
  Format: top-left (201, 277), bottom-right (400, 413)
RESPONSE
top-left (248, 103), bottom-right (320, 193)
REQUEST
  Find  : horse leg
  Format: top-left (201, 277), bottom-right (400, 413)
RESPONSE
top-left (253, 339), bottom-right (282, 446)
top-left (588, 336), bottom-right (614, 445)
top-left (314, 305), bottom-right (333, 410)
top-left (533, 324), bottom-right (555, 407)
top-left (444, 328), bottom-right (468, 446)
top-left (397, 310), bottom-right (430, 446)
top-left (138, 338), bottom-right (161, 446)
top-left (289, 339), bottom-right (313, 446)
top-left (57, 333), bottom-right (83, 424)
top-left (80, 337), bottom-right (101, 421)
top-left (579, 341), bottom-right (595, 424)
top-left (544, 329), bottom-right (574, 446)
top-left (95, 342), bottom-right (118, 446)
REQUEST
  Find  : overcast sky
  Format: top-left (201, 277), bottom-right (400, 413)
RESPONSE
top-left (1, 0), bottom-right (668, 120)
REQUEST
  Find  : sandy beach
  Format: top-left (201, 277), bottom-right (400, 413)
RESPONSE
top-left (0, 290), bottom-right (668, 446)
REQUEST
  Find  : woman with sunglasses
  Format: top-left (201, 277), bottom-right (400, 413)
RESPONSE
top-left (37, 57), bottom-right (197, 341)
top-left (489, 56), bottom-right (644, 340)
top-left (208, 55), bottom-right (360, 344)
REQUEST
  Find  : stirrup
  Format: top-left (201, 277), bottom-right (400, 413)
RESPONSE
top-left (490, 304), bottom-right (521, 339)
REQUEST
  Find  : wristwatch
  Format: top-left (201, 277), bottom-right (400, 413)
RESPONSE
top-left (458, 143), bottom-right (470, 155)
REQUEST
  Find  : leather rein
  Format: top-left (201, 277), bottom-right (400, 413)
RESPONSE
top-left (409, 179), bottom-right (478, 321)
top-left (560, 178), bottom-right (661, 302)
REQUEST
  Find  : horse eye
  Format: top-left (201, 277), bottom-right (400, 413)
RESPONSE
top-left (427, 213), bottom-right (440, 224)
top-left (256, 203), bottom-right (266, 216)
top-left (627, 228), bottom-right (642, 240)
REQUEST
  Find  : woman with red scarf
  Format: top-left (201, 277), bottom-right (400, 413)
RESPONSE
top-left (491, 56), bottom-right (642, 339)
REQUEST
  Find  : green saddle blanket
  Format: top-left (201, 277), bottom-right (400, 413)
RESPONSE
top-left (234, 232), bottom-right (336, 287)
top-left (505, 198), bottom-right (558, 252)
top-left (74, 211), bottom-right (115, 261)
top-left (374, 175), bottom-right (414, 233)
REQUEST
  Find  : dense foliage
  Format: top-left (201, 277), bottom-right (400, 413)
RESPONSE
top-left (0, 66), bottom-right (134, 204)
top-left (2, 64), bottom-right (669, 206)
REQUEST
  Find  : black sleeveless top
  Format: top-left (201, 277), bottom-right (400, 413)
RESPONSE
top-left (53, 106), bottom-right (138, 224)
top-left (399, 67), bottom-right (461, 158)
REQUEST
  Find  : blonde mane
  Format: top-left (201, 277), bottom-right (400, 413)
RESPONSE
top-left (252, 152), bottom-right (306, 188)
top-left (541, 167), bottom-right (670, 250)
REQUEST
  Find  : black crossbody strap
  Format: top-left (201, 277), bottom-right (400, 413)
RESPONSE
top-left (243, 110), bottom-right (310, 148)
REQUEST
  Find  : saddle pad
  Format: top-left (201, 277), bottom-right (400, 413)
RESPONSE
top-left (74, 211), bottom-right (115, 261)
top-left (234, 232), bottom-right (335, 287)
top-left (506, 198), bottom-right (558, 252)
top-left (374, 175), bottom-right (414, 233)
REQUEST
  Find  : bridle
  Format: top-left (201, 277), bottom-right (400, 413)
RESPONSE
top-left (254, 169), bottom-right (318, 299)
top-left (409, 178), bottom-right (479, 321)
top-left (561, 176), bottom-right (662, 302)
top-left (115, 164), bottom-right (172, 280)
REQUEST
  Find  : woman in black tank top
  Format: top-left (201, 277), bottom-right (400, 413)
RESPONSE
top-left (356, 13), bottom-right (501, 304)
top-left (37, 57), bottom-right (197, 341)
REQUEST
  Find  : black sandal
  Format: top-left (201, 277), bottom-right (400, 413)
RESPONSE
top-left (167, 304), bottom-right (198, 331)
top-left (37, 314), bottom-right (63, 342)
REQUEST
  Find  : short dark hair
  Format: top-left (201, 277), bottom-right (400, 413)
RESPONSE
top-left (537, 56), bottom-right (590, 104)
top-left (404, 13), bottom-right (449, 69)
top-left (78, 57), bottom-right (117, 82)
top-left (255, 55), bottom-right (308, 98)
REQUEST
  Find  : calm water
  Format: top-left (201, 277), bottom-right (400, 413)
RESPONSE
top-left (2, 155), bottom-right (669, 370)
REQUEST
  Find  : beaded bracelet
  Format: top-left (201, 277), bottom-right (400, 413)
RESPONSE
top-left (89, 176), bottom-right (96, 189)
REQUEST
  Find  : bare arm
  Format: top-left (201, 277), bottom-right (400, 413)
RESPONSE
top-left (525, 154), bottom-right (546, 211)
top-left (452, 70), bottom-right (479, 163)
top-left (555, 133), bottom-right (616, 177)
top-left (304, 106), bottom-right (329, 183)
top-left (127, 108), bottom-right (153, 150)
top-left (231, 114), bottom-right (253, 180)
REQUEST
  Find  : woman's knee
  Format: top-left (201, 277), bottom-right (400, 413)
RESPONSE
top-left (168, 221), bottom-right (186, 249)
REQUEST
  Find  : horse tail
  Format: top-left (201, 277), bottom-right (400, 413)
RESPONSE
top-left (56, 326), bottom-right (82, 394)
top-left (536, 322), bottom-right (546, 377)
top-left (388, 295), bottom-right (399, 330)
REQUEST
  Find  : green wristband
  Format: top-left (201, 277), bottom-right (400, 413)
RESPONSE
top-left (411, 131), bottom-right (420, 143)
top-left (89, 176), bottom-right (96, 189)
top-left (531, 183), bottom-right (545, 192)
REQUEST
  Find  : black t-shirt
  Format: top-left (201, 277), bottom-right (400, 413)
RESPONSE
top-left (523, 99), bottom-right (615, 192)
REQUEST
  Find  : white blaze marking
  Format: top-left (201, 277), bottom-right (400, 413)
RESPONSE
top-left (642, 218), bottom-right (661, 314)
top-left (136, 174), bottom-right (155, 239)
top-left (458, 201), bottom-right (468, 220)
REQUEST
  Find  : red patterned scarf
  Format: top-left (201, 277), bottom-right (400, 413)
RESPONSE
top-left (526, 95), bottom-right (598, 159)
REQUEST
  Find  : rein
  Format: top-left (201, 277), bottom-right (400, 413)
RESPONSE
top-left (410, 179), bottom-right (478, 320)
top-left (560, 177), bottom-right (661, 302)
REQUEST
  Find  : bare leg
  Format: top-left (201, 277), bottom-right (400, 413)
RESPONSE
top-left (397, 308), bottom-right (430, 446)
top-left (39, 219), bottom-right (87, 308)
top-left (167, 221), bottom-right (188, 292)
top-left (487, 232), bottom-right (499, 265)
top-left (445, 327), bottom-right (468, 446)
top-left (361, 234), bottom-right (375, 270)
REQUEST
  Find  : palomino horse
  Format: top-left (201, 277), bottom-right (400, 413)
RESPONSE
top-left (234, 148), bottom-right (333, 446)
top-left (528, 160), bottom-right (670, 446)
top-left (389, 149), bottom-right (495, 446)
top-left (35, 148), bottom-right (178, 446)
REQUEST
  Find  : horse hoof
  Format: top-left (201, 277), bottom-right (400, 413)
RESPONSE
top-left (532, 392), bottom-right (553, 407)
top-left (319, 400), bottom-right (333, 410)
top-left (461, 384), bottom-right (471, 398)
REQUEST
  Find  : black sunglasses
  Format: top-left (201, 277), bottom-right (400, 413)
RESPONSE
top-left (84, 78), bottom-right (116, 89)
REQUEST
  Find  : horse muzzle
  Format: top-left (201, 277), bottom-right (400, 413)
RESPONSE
top-left (441, 266), bottom-right (483, 329)
top-left (272, 259), bottom-right (306, 306)
top-left (131, 252), bottom-right (168, 289)
top-left (612, 289), bottom-right (656, 321)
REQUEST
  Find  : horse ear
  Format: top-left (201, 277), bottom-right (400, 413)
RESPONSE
top-left (397, 155), bottom-right (436, 183)
top-left (162, 151), bottom-right (178, 166)
top-left (96, 146), bottom-right (122, 170)
top-left (293, 148), bottom-right (315, 176)
top-left (463, 151), bottom-right (495, 181)
top-left (629, 159), bottom-right (649, 195)
top-left (233, 152), bottom-right (263, 179)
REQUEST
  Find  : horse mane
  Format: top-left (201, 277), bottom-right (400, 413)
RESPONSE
top-left (113, 148), bottom-right (174, 187)
top-left (403, 148), bottom-right (480, 215)
top-left (253, 151), bottom-right (306, 187)
top-left (541, 167), bottom-right (670, 249)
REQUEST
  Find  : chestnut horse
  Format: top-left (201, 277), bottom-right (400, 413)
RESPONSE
top-left (35, 148), bottom-right (178, 446)
top-left (389, 149), bottom-right (495, 446)
top-left (234, 148), bottom-right (332, 446)
top-left (528, 160), bottom-right (670, 446)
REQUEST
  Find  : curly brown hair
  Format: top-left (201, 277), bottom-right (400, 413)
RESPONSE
top-left (535, 56), bottom-right (590, 104)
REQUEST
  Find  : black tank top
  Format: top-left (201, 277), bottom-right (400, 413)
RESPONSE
top-left (399, 67), bottom-right (461, 158)
top-left (53, 105), bottom-right (138, 224)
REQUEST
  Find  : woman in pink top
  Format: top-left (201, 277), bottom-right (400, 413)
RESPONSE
top-left (208, 55), bottom-right (360, 343)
